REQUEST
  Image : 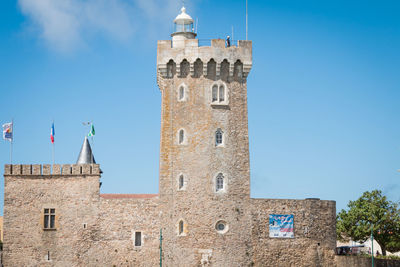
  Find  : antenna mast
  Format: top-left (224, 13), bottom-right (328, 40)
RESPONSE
top-left (246, 0), bottom-right (248, 40)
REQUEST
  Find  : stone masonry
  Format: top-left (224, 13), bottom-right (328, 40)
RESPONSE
top-left (3, 7), bottom-right (337, 267)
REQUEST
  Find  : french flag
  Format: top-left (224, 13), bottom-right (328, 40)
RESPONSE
top-left (50, 123), bottom-right (55, 144)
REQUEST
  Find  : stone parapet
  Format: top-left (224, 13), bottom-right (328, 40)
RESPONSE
top-left (157, 39), bottom-right (252, 80)
top-left (4, 164), bottom-right (100, 176)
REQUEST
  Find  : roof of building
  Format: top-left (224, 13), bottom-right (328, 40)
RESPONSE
top-left (100, 194), bottom-right (158, 199)
top-left (174, 6), bottom-right (193, 24)
top-left (76, 136), bottom-right (96, 164)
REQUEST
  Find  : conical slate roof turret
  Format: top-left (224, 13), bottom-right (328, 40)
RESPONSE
top-left (76, 136), bottom-right (96, 164)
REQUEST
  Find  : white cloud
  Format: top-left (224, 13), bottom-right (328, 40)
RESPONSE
top-left (18, 0), bottom-right (188, 52)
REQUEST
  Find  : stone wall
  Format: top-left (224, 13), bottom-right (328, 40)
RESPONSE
top-left (250, 198), bottom-right (337, 267)
top-left (335, 256), bottom-right (400, 267)
top-left (3, 164), bottom-right (162, 267)
top-left (157, 39), bottom-right (253, 267)
top-left (3, 164), bottom-right (101, 267)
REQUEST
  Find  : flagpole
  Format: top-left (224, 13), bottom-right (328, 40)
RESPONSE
top-left (52, 120), bottom-right (55, 166)
top-left (10, 118), bottom-right (13, 164)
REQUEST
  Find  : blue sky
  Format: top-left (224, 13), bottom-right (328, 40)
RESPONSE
top-left (0, 0), bottom-right (399, 215)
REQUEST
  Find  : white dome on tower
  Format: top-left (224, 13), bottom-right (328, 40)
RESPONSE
top-left (171, 6), bottom-right (196, 47)
top-left (174, 7), bottom-right (194, 24)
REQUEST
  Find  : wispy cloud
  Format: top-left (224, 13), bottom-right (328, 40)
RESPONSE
top-left (18, 0), bottom-right (188, 52)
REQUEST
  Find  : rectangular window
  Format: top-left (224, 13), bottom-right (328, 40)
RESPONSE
top-left (44, 208), bottom-right (56, 229)
top-left (135, 231), bottom-right (142, 246)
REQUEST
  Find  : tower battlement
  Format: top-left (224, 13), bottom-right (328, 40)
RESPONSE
top-left (157, 39), bottom-right (252, 81)
top-left (4, 164), bottom-right (100, 176)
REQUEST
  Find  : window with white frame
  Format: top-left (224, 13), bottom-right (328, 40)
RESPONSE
top-left (211, 84), bottom-right (226, 104)
top-left (216, 173), bottom-right (224, 192)
top-left (215, 128), bottom-right (223, 146)
top-left (178, 129), bottom-right (185, 144)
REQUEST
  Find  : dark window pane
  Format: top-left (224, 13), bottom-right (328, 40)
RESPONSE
top-left (179, 175), bottom-right (184, 189)
top-left (50, 215), bottom-right (55, 228)
top-left (44, 215), bottom-right (49, 228)
top-left (179, 221), bottom-right (184, 234)
top-left (50, 209), bottom-right (55, 214)
top-left (44, 209), bottom-right (49, 214)
top-left (135, 232), bottom-right (142, 246)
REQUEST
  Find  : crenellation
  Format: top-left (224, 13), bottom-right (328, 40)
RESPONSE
top-left (53, 164), bottom-right (61, 174)
top-left (42, 164), bottom-right (51, 175)
top-left (62, 164), bottom-right (72, 174)
top-left (4, 164), bottom-right (100, 176)
top-left (22, 164), bottom-right (32, 175)
top-left (32, 164), bottom-right (41, 175)
top-left (4, 164), bottom-right (11, 175)
top-left (72, 164), bottom-right (81, 175)
top-left (91, 164), bottom-right (100, 175)
top-left (82, 164), bottom-right (91, 174)
top-left (12, 164), bottom-right (21, 174)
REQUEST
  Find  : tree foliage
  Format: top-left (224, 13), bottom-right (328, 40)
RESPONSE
top-left (337, 190), bottom-right (400, 255)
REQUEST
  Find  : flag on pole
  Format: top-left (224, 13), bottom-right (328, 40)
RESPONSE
top-left (88, 124), bottom-right (95, 137)
top-left (51, 123), bottom-right (55, 144)
top-left (2, 122), bottom-right (13, 141)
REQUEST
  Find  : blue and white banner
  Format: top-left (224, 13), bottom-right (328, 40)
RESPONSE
top-left (269, 214), bottom-right (294, 238)
top-left (2, 122), bottom-right (13, 141)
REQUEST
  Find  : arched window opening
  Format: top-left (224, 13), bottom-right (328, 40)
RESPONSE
top-left (179, 86), bottom-right (185, 100)
top-left (220, 59), bottom-right (230, 81)
top-left (219, 85), bottom-right (225, 102)
top-left (234, 60), bottom-right (243, 81)
top-left (211, 84), bottom-right (226, 104)
top-left (193, 58), bottom-right (203, 78)
top-left (207, 59), bottom-right (216, 80)
top-left (167, 59), bottom-right (176, 78)
top-left (215, 129), bottom-right (223, 146)
top-left (179, 129), bottom-right (185, 144)
top-left (180, 59), bottom-right (190, 78)
top-left (178, 220), bottom-right (184, 235)
top-left (179, 175), bottom-right (184, 189)
top-left (216, 173), bottom-right (224, 192)
top-left (212, 85), bottom-right (218, 102)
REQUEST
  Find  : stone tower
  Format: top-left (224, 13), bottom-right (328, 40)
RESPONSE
top-left (157, 7), bottom-right (253, 266)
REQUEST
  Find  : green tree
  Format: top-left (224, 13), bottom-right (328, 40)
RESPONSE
top-left (337, 190), bottom-right (400, 256)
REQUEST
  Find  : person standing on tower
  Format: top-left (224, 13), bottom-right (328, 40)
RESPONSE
top-left (226, 36), bottom-right (231, 47)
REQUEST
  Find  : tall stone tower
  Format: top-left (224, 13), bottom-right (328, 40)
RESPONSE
top-left (157, 7), bottom-right (253, 266)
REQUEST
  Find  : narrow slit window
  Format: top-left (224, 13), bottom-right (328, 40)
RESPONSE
top-left (179, 129), bottom-right (184, 144)
top-left (179, 220), bottom-right (184, 235)
top-left (135, 231), bottom-right (142, 247)
top-left (179, 175), bottom-right (184, 189)
top-left (216, 173), bottom-right (224, 192)
top-left (215, 129), bottom-right (223, 146)
top-left (179, 86), bottom-right (185, 100)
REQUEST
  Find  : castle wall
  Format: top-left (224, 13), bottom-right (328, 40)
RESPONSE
top-left (79, 196), bottom-right (160, 267)
top-left (3, 164), bottom-right (101, 267)
top-left (250, 198), bottom-right (337, 267)
top-left (3, 164), bottom-right (162, 267)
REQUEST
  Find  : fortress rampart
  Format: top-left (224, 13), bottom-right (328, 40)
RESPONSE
top-left (4, 164), bottom-right (100, 176)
